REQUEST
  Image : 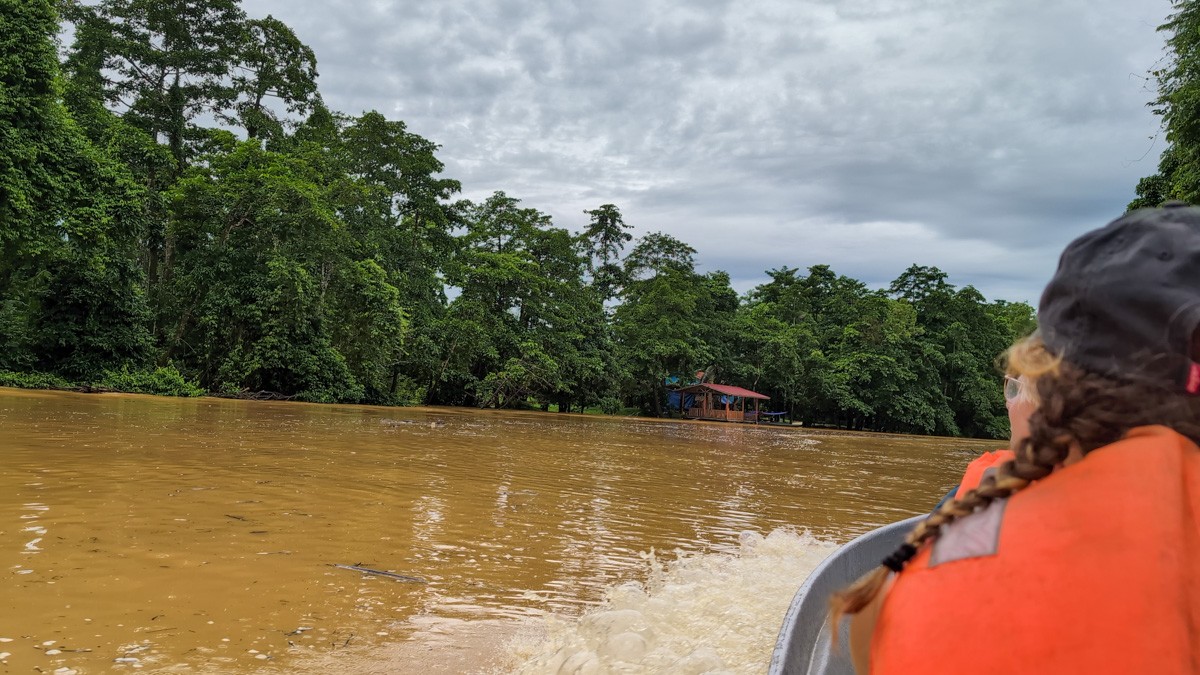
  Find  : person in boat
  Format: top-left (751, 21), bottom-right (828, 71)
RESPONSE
top-left (833, 203), bottom-right (1200, 674)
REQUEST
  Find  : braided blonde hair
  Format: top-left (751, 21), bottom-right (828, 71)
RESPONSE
top-left (830, 332), bottom-right (1200, 626)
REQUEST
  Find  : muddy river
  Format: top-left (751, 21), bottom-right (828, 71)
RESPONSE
top-left (0, 388), bottom-right (995, 673)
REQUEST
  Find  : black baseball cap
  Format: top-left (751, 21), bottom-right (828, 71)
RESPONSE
top-left (1038, 202), bottom-right (1200, 394)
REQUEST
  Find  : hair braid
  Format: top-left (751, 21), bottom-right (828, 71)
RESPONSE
top-left (829, 333), bottom-right (1200, 635)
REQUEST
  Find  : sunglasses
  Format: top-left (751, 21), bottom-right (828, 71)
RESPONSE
top-left (1003, 375), bottom-right (1024, 402)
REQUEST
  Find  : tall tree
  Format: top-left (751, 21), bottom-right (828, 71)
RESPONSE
top-left (435, 192), bottom-right (585, 407)
top-left (622, 231), bottom-right (696, 281)
top-left (223, 16), bottom-right (320, 141)
top-left (613, 233), bottom-right (717, 415)
top-left (1131, 0), bottom-right (1200, 207)
top-left (62, 0), bottom-right (249, 322)
top-left (885, 266), bottom-right (1015, 437)
top-left (62, 0), bottom-right (248, 168)
top-left (319, 109), bottom-right (462, 400)
top-left (580, 203), bottom-right (632, 302)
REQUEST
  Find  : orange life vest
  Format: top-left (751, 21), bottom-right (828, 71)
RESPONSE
top-left (871, 425), bottom-right (1200, 675)
top-left (954, 449), bottom-right (1015, 499)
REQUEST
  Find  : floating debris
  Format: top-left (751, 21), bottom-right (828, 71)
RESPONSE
top-left (330, 564), bottom-right (425, 583)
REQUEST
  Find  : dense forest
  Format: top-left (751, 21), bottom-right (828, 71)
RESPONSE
top-left (2, 0), bottom-right (1055, 438)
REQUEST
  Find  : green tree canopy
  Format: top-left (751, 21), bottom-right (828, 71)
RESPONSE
top-left (1, 0), bottom-right (152, 378)
top-left (1131, 0), bottom-right (1200, 207)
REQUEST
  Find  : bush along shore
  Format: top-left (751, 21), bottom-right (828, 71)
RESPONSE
top-left (0, 367), bottom-right (206, 398)
top-left (0, 368), bottom-right (351, 402)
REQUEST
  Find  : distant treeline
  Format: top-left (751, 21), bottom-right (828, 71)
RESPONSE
top-left (1, 0), bottom-right (1039, 438)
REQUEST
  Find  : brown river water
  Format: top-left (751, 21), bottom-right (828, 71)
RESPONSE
top-left (0, 387), bottom-right (996, 674)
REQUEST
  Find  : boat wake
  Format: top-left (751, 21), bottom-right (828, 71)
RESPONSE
top-left (506, 528), bottom-right (839, 674)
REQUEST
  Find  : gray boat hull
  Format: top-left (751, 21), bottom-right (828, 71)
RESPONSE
top-left (767, 515), bottom-right (924, 675)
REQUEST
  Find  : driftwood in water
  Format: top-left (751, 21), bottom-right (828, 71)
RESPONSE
top-left (331, 564), bottom-right (426, 583)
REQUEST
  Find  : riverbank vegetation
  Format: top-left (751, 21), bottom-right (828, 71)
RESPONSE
top-left (0, 0), bottom-right (1054, 437)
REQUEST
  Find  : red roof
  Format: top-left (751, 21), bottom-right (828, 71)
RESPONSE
top-left (675, 383), bottom-right (770, 400)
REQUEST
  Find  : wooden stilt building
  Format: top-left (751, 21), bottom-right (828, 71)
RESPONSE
top-left (675, 383), bottom-right (769, 423)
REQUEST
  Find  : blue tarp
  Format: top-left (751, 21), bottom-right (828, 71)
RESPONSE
top-left (667, 391), bottom-right (696, 409)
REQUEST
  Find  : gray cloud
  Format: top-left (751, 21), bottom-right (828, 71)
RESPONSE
top-left (244, 0), bottom-right (1174, 304)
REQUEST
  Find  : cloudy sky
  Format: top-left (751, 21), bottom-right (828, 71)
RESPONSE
top-left (241, 0), bottom-right (1173, 304)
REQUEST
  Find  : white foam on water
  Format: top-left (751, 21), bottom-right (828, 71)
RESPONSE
top-left (507, 528), bottom-right (839, 675)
